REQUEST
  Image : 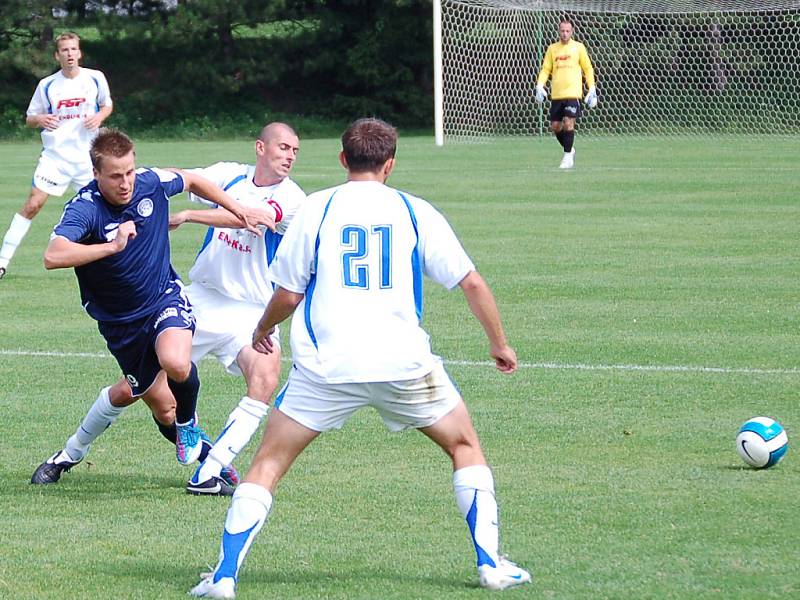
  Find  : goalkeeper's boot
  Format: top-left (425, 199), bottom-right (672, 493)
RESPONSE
top-left (559, 149), bottom-right (575, 169)
top-left (31, 450), bottom-right (82, 484)
top-left (176, 417), bottom-right (204, 465)
top-left (190, 572), bottom-right (236, 599)
top-left (0, 266), bottom-right (6, 280)
top-left (478, 556), bottom-right (532, 590)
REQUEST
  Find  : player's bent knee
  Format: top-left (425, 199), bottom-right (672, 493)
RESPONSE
top-left (160, 360), bottom-right (192, 382)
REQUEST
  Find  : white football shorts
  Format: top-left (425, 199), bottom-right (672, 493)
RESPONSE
top-left (187, 283), bottom-right (279, 376)
top-left (32, 150), bottom-right (93, 197)
top-left (275, 360), bottom-right (461, 433)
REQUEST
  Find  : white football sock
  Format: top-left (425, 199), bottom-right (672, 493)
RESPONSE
top-left (213, 482), bottom-right (272, 582)
top-left (60, 386), bottom-right (126, 463)
top-left (453, 464), bottom-right (500, 568)
top-left (0, 213), bottom-right (32, 268)
top-left (200, 396), bottom-right (269, 481)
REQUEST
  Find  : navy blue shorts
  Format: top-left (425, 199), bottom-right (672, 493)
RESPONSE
top-left (98, 282), bottom-right (196, 397)
top-left (548, 99), bottom-right (582, 122)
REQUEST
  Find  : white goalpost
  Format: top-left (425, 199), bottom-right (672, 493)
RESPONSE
top-left (433, 0), bottom-right (800, 144)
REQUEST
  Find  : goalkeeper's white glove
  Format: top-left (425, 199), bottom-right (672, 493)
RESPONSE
top-left (584, 86), bottom-right (598, 108)
top-left (535, 84), bottom-right (546, 104)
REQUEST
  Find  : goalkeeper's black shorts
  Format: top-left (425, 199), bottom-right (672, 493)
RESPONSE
top-left (548, 99), bottom-right (582, 122)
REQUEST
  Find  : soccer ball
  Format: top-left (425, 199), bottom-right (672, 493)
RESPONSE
top-left (735, 417), bottom-right (789, 469)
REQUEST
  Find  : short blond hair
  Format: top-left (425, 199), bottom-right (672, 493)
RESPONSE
top-left (55, 32), bottom-right (80, 51)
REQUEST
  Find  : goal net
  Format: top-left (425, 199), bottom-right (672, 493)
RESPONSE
top-left (436, 0), bottom-right (800, 141)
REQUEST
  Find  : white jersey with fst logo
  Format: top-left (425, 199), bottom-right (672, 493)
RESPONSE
top-left (27, 67), bottom-right (113, 163)
top-left (268, 180), bottom-right (475, 384)
top-left (187, 162), bottom-right (306, 305)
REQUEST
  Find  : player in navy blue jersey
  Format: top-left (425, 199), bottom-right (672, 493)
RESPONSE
top-left (37, 128), bottom-right (256, 475)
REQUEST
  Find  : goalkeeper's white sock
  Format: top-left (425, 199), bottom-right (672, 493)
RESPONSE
top-left (213, 483), bottom-right (272, 581)
top-left (61, 386), bottom-right (126, 462)
top-left (0, 213), bottom-right (32, 269)
top-left (198, 396), bottom-right (269, 482)
top-left (453, 464), bottom-right (501, 568)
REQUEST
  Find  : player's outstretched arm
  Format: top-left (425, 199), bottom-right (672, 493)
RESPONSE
top-left (44, 221), bottom-right (136, 269)
top-left (173, 170), bottom-right (259, 235)
top-left (170, 206), bottom-right (276, 232)
top-left (252, 287), bottom-right (303, 354)
top-left (458, 270), bottom-right (517, 374)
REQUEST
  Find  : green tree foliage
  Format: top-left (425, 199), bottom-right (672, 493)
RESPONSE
top-left (0, 0), bottom-right (62, 137)
top-left (279, 0), bottom-right (433, 125)
top-left (0, 0), bottom-right (434, 138)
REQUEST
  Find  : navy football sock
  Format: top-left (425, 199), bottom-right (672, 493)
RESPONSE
top-left (169, 362), bottom-right (200, 424)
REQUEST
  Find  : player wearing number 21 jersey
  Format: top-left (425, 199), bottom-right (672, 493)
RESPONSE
top-left (275, 179), bottom-right (473, 384)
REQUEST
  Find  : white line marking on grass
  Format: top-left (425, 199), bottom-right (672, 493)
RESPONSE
top-left (447, 359), bottom-right (799, 375)
top-left (2, 349), bottom-right (797, 376)
top-left (1, 349), bottom-right (109, 358)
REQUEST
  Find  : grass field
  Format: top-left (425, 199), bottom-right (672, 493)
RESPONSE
top-left (0, 134), bottom-right (798, 599)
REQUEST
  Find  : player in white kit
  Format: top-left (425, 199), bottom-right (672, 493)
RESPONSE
top-left (0, 32), bottom-right (113, 279)
top-left (31, 123), bottom-right (305, 496)
top-left (190, 118), bottom-right (530, 598)
top-left (175, 122), bottom-right (305, 494)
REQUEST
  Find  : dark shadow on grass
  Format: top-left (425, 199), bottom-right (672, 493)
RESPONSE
top-left (105, 558), bottom-right (483, 594)
top-left (719, 465), bottom-right (767, 472)
top-left (15, 471), bottom-right (190, 499)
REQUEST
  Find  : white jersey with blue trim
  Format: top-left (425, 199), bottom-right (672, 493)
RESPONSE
top-left (187, 162), bottom-right (306, 305)
top-left (268, 180), bottom-right (475, 384)
top-left (27, 67), bottom-right (113, 163)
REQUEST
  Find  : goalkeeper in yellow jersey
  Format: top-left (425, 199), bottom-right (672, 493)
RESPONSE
top-left (535, 18), bottom-right (597, 169)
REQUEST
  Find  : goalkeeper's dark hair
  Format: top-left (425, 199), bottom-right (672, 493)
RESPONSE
top-left (90, 128), bottom-right (135, 171)
top-left (341, 118), bottom-right (397, 173)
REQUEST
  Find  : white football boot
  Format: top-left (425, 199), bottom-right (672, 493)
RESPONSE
top-left (478, 557), bottom-right (532, 590)
top-left (189, 573), bottom-right (236, 599)
top-left (559, 148), bottom-right (575, 169)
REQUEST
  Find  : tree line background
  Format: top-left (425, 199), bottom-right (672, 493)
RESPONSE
top-left (0, 0), bottom-right (434, 139)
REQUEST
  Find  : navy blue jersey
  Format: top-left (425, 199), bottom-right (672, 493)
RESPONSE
top-left (53, 167), bottom-right (185, 323)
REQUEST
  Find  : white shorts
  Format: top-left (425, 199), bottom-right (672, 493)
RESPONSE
top-left (187, 283), bottom-right (278, 376)
top-left (32, 151), bottom-right (93, 197)
top-left (275, 360), bottom-right (461, 432)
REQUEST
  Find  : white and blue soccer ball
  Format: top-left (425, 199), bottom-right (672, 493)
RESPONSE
top-left (735, 417), bottom-right (789, 469)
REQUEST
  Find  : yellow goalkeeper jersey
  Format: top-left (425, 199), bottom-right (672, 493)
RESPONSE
top-left (537, 39), bottom-right (595, 100)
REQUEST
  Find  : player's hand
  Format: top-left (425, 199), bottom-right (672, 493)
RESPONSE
top-left (584, 87), bottom-right (598, 108)
top-left (246, 206), bottom-right (277, 233)
top-left (112, 220), bottom-right (137, 253)
top-left (39, 114), bottom-right (60, 130)
top-left (83, 113), bottom-right (103, 130)
top-left (169, 211), bottom-right (189, 231)
top-left (252, 325), bottom-right (276, 354)
top-left (230, 205), bottom-right (261, 236)
top-left (491, 344), bottom-right (517, 374)
top-left (535, 84), bottom-right (547, 104)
